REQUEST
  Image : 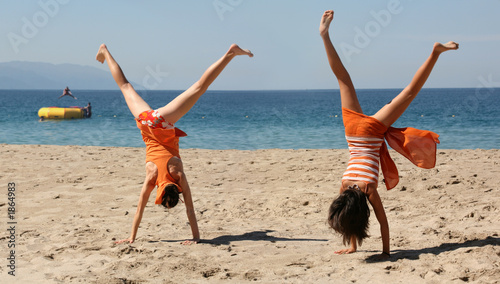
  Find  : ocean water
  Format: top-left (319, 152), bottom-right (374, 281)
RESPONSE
top-left (0, 88), bottom-right (498, 150)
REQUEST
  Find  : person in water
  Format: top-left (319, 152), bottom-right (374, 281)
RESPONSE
top-left (319, 10), bottom-right (458, 258)
top-left (59, 86), bottom-right (77, 99)
top-left (96, 43), bottom-right (253, 245)
top-left (82, 102), bottom-right (91, 118)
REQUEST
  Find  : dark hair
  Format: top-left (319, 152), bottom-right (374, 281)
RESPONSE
top-left (327, 187), bottom-right (370, 246)
top-left (161, 184), bottom-right (180, 208)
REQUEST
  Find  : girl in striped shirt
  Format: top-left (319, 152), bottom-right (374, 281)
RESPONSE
top-left (319, 10), bottom-right (458, 259)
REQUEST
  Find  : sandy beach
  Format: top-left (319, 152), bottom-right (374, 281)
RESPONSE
top-left (0, 144), bottom-right (498, 283)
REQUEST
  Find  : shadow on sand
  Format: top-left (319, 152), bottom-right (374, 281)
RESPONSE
top-left (150, 230), bottom-right (329, 245)
top-left (203, 230), bottom-right (329, 245)
top-left (365, 236), bottom-right (499, 263)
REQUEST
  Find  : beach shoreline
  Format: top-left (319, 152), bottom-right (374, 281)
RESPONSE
top-left (1, 144), bottom-right (499, 283)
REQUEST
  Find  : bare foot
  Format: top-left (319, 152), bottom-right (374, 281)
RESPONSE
top-left (96, 44), bottom-right (108, 63)
top-left (227, 44), bottom-right (253, 57)
top-left (319, 10), bottom-right (334, 37)
top-left (433, 41), bottom-right (459, 54)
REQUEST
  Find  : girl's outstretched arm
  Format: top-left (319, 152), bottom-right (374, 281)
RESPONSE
top-left (168, 157), bottom-right (200, 244)
top-left (367, 188), bottom-right (390, 258)
top-left (179, 181), bottom-right (200, 245)
top-left (115, 162), bottom-right (157, 244)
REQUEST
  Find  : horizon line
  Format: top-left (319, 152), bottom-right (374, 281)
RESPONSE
top-left (0, 87), bottom-right (495, 92)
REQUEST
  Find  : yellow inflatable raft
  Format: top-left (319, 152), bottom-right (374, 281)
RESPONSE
top-left (38, 107), bottom-right (85, 119)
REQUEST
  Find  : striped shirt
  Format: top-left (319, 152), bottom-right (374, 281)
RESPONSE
top-left (341, 107), bottom-right (440, 190)
top-left (342, 135), bottom-right (384, 184)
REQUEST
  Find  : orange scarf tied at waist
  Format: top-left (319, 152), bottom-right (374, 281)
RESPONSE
top-left (342, 108), bottom-right (440, 190)
top-left (381, 126), bottom-right (440, 190)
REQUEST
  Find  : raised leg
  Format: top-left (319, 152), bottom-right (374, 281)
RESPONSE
top-left (320, 10), bottom-right (362, 113)
top-left (156, 44), bottom-right (253, 124)
top-left (96, 44), bottom-right (152, 118)
top-left (372, 42), bottom-right (459, 127)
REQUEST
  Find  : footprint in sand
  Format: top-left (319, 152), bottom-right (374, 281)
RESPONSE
top-left (244, 269), bottom-right (261, 281)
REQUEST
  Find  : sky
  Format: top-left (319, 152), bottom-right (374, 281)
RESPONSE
top-left (1, 0), bottom-right (499, 90)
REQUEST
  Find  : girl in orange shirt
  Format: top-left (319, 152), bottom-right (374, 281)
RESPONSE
top-left (319, 10), bottom-right (458, 259)
top-left (96, 43), bottom-right (253, 245)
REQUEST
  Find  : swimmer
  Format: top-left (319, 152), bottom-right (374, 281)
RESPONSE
top-left (82, 102), bottom-right (91, 118)
top-left (319, 10), bottom-right (458, 259)
top-left (96, 43), bottom-right (253, 245)
top-left (58, 86), bottom-right (77, 99)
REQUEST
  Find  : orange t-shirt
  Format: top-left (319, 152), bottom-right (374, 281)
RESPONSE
top-left (136, 120), bottom-right (187, 204)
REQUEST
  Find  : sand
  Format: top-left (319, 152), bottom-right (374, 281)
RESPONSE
top-left (0, 144), bottom-right (499, 283)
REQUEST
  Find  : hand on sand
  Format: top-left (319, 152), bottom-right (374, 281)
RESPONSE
top-left (319, 10), bottom-right (334, 37)
top-left (181, 239), bottom-right (199, 245)
top-left (334, 247), bottom-right (356, 255)
top-left (115, 237), bottom-right (134, 244)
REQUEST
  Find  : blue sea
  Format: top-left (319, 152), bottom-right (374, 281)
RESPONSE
top-left (0, 88), bottom-right (498, 150)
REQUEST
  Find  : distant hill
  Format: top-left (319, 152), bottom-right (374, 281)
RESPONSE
top-left (0, 61), bottom-right (119, 90)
